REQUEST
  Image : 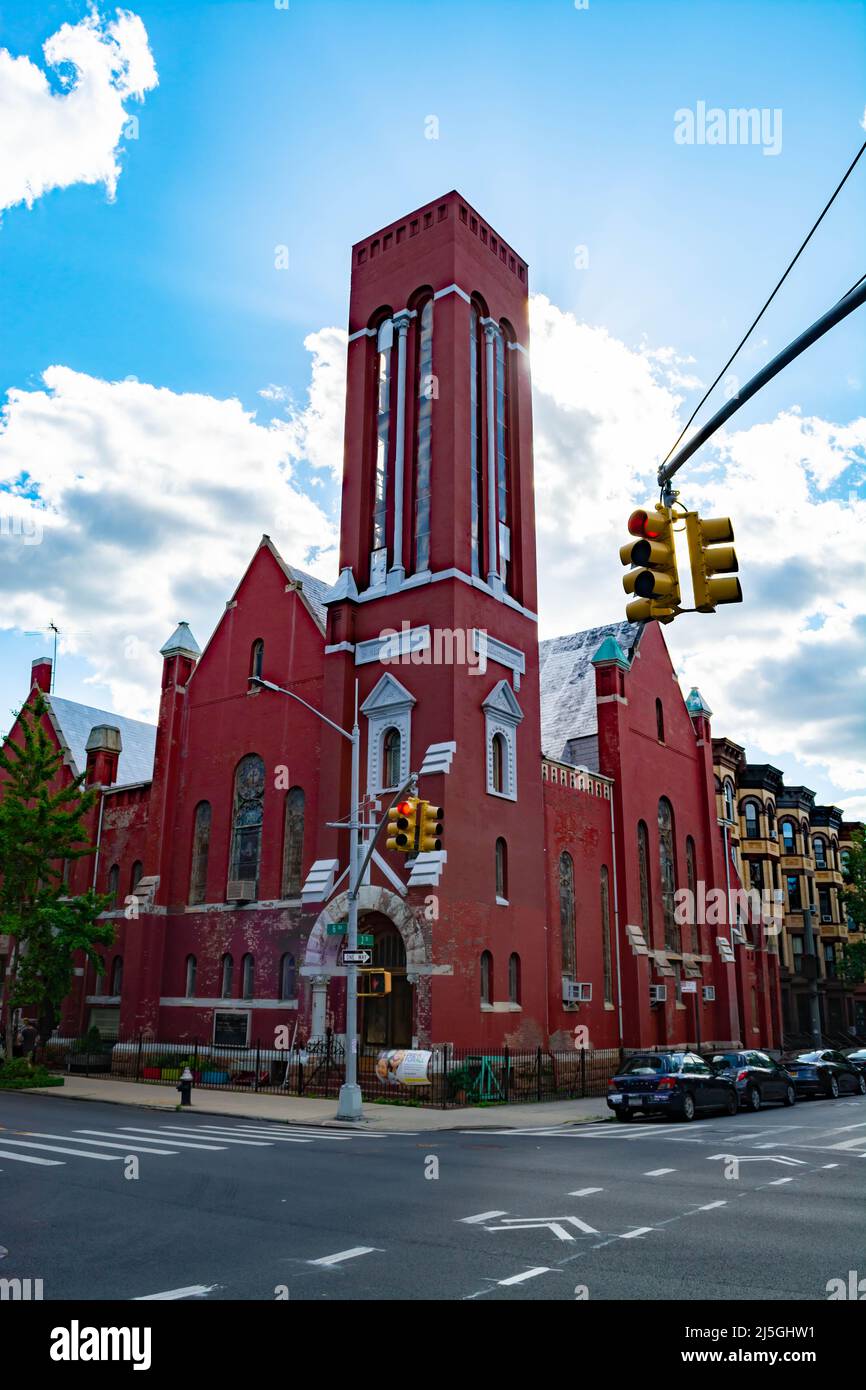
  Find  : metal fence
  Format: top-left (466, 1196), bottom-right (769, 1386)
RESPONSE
top-left (38, 1033), bottom-right (624, 1109)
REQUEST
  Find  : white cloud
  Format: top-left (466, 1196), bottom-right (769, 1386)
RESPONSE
top-left (279, 328), bottom-right (348, 480)
top-left (0, 361), bottom-right (339, 719)
top-left (528, 294), bottom-right (866, 808)
top-left (0, 5), bottom-right (157, 215)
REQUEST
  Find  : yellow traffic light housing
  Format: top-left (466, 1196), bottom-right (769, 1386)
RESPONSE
top-left (358, 969), bottom-right (392, 998)
top-left (385, 797), bottom-right (418, 854)
top-left (418, 801), bottom-right (444, 853)
top-left (684, 512), bottom-right (742, 612)
top-left (620, 505), bottom-right (681, 623)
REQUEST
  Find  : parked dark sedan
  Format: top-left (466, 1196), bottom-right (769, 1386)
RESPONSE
top-left (607, 1052), bottom-right (738, 1122)
top-left (786, 1050), bottom-right (866, 1099)
top-left (845, 1048), bottom-right (866, 1077)
top-left (709, 1051), bottom-right (797, 1111)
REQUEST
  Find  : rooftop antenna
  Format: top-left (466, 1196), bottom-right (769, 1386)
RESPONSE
top-left (48, 622), bottom-right (59, 691)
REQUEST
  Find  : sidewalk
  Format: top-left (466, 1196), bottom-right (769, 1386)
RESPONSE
top-left (16, 1075), bottom-right (611, 1131)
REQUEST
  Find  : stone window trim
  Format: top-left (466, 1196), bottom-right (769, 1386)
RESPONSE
top-left (361, 672), bottom-right (415, 794)
top-left (482, 679), bottom-right (523, 801)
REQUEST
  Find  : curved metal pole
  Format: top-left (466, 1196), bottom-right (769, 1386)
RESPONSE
top-left (659, 277), bottom-right (866, 488)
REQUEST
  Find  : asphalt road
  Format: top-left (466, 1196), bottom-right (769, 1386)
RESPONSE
top-left (1, 1090), bottom-right (864, 1301)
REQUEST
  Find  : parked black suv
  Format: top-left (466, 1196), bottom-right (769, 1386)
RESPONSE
top-left (709, 1051), bottom-right (797, 1110)
top-left (607, 1052), bottom-right (738, 1122)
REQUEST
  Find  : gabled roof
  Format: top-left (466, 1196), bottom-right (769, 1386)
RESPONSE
top-left (255, 535), bottom-right (332, 632)
top-left (538, 621), bottom-right (642, 761)
top-left (44, 695), bottom-right (157, 785)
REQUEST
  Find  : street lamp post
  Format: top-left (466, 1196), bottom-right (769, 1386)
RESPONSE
top-left (249, 675), bottom-right (363, 1121)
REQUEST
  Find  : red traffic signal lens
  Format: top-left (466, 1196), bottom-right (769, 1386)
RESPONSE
top-left (628, 508), bottom-right (663, 541)
top-left (396, 800), bottom-right (413, 816)
top-left (627, 509), bottom-right (648, 536)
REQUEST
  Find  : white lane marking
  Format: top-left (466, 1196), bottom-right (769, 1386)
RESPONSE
top-left (460, 1210), bottom-right (508, 1224)
top-left (486, 1216), bottom-right (599, 1239)
top-left (644, 1168), bottom-right (676, 1177)
top-left (826, 1136), bottom-right (866, 1152)
top-left (191, 1126), bottom-right (311, 1144)
top-left (620, 1227), bottom-right (653, 1239)
top-left (568, 1187), bottom-right (603, 1196)
top-left (768, 1177), bottom-right (794, 1185)
top-left (820, 1122), bottom-right (866, 1134)
top-left (694, 1201), bottom-right (727, 1211)
top-left (497, 1267), bottom-right (552, 1286)
top-left (134, 1285), bottom-right (217, 1301)
top-left (122, 1127), bottom-right (271, 1147)
top-left (707, 1153), bottom-right (806, 1166)
top-left (822, 1163), bottom-right (840, 1168)
top-left (0, 1148), bottom-right (63, 1166)
top-left (25, 1132), bottom-right (177, 1155)
top-left (77, 1129), bottom-right (226, 1151)
top-left (308, 1246), bottom-right (382, 1266)
top-left (1, 1139), bottom-right (122, 1160)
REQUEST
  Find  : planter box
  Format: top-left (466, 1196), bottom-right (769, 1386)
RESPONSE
top-left (161, 1068), bottom-right (182, 1081)
top-left (141, 1067), bottom-right (162, 1080)
top-left (201, 1070), bottom-right (230, 1085)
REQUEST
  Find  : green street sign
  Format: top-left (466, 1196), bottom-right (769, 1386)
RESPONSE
top-left (326, 921), bottom-right (348, 936)
top-left (358, 933), bottom-right (374, 947)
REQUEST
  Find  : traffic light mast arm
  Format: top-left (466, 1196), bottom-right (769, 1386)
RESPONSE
top-left (353, 774), bottom-right (419, 895)
top-left (658, 276), bottom-right (866, 490)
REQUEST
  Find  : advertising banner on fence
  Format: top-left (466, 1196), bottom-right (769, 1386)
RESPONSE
top-left (375, 1049), bottom-right (432, 1085)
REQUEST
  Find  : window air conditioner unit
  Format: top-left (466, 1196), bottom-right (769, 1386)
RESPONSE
top-left (563, 981), bottom-right (592, 1003)
top-left (649, 984), bottom-right (667, 1004)
top-left (821, 914), bottom-right (833, 924)
top-left (226, 880), bottom-right (257, 903)
top-left (702, 985), bottom-right (716, 1002)
top-left (769, 830), bottom-right (778, 841)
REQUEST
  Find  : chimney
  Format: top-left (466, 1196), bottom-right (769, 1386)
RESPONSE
top-left (85, 725), bottom-right (123, 787)
top-left (31, 656), bottom-right (52, 694)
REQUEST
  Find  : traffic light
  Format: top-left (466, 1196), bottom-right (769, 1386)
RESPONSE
top-left (684, 512), bottom-right (742, 612)
top-left (385, 797), bottom-right (418, 854)
top-left (620, 505), bottom-right (681, 623)
top-left (418, 801), bottom-right (444, 852)
top-left (358, 969), bottom-right (392, 998)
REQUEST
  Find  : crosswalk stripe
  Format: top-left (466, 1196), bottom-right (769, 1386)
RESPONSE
top-left (190, 1126), bottom-right (312, 1144)
top-left (498, 1267), bottom-right (552, 1286)
top-left (0, 1147), bottom-right (64, 1166)
top-left (826, 1136), bottom-right (866, 1151)
top-left (460, 1210), bottom-right (509, 1224)
top-left (121, 1127), bottom-right (272, 1147)
top-left (134, 1285), bottom-right (217, 1301)
top-left (76, 1129), bottom-right (226, 1151)
top-left (309, 1246), bottom-right (382, 1266)
top-left (23, 1132), bottom-right (177, 1155)
top-left (0, 1139), bottom-right (122, 1161)
top-left (645, 1168), bottom-right (676, 1177)
top-left (568, 1187), bottom-right (603, 1196)
top-left (226, 1128), bottom-right (349, 1140)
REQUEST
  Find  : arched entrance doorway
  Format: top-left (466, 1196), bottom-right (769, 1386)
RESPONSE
top-left (360, 912), bottom-right (413, 1049)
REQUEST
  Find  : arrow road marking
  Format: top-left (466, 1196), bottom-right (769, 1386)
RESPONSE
top-left (460, 1210), bottom-right (509, 1224)
top-left (484, 1216), bottom-right (599, 1240)
top-left (707, 1153), bottom-right (807, 1166)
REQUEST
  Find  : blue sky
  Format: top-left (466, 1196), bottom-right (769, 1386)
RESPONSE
top-left (0, 0), bottom-right (864, 812)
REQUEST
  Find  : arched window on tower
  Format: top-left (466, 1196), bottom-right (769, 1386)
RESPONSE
top-left (495, 837), bottom-right (508, 901)
top-left (189, 801), bottom-right (211, 905)
top-left (281, 787), bottom-right (305, 898)
top-left (600, 866), bottom-right (613, 1005)
top-left (107, 863), bottom-right (120, 906)
top-left (508, 952), bottom-right (521, 1005)
top-left (491, 732), bottom-right (506, 794)
top-left (658, 797), bottom-right (679, 952)
top-left (229, 754), bottom-right (265, 895)
top-left (480, 950), bottom-right (492, 1006)
top-left (414, 296), bottom-right (434, 573)
top-left (559, 852), bottom-right (576, 976)
top-left (469, 300), bottom-right (484, 577)
top-left (130, 861), bottom-right (143, 895)
top-left (250, 639), bottom-right (264, 680)
top-left (494, 322), bottom-right (512, 589)
top-left (382, 727), bottom-right (402, 790)
top-left (637, 821), bottom-right (652, 945)
top-left (686, 836), bottom-right (699, 954)
top-left (656, 698), bottom-right (665, 742)
top-left (371, 316), bottom-right (394, 583)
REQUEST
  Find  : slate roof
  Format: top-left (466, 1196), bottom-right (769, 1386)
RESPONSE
top-left (538, 621), bottom-right (643, 763)
top-left (45, 696), bottom-right (157, 786)
top-left (288, 566), bottom-right (331, 629)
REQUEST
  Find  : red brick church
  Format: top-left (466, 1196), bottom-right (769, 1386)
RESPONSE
top-left (3, 193), bottom-right (785, 1056)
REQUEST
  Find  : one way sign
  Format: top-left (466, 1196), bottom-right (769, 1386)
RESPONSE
top-left (342, 949), bottom-right (372, 965)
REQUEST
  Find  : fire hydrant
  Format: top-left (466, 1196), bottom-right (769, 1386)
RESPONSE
top-left (177, 1066), bottom-right (193, 1107)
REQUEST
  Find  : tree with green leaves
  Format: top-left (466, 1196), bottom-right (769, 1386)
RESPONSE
top-left (838, 830), bottom-right (866, 986)
top-left (0, 694), bottom-right (113, 1054)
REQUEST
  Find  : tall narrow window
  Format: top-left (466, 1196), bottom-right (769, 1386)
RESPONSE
top-left (744, 801), bottom-right (759, 838)
top-left (724, 781), bottom-right (735, 822)
top-left (495, 837), bottom-right (508, 900)
top-left (686, 836), bottom-right (699, 954)
top-left (508, 952), bottom-right (521, 1005)
top-left (480, 950), bottom-right (492, 1005)
top-left (494, 327), bottom-right (511, 587)
top-left (469, 304), bottom-right (483, 577)
top-left (189, 801), bottom-right (211, 905)
top-left (371, 318), bottom-right (393, 577)
top-left (813, 836), bottom-right (827, 869)
top-left (600, 866), bottom-right (613, 1005)
top-left (637, 822), bottom-right (651, 944)
top-left (241, 953), bottom-right (255, 1000)
top-left (250, 639), bottom-right (264, 680)
top-left (414, 298), bottom-right (433, 573)
top-left (382, 727), bottom-right (402, 789)
top-left (658, 797), bottom-right (678, 952)
top-left (559, 852), bottom-right (576, 976)
top-left (220, 954), bottom-right (233, 999)
top-left (107, 863), bottom-right (119, 906)
top-left (281, 787), bottom-right (305, 898)
top-left (130, 861), bottom-right (143, 894)
top-left (110, 956), bottom-right (123, 995)
top-left (491, 733), bottom-right (506, 794)
top-left (185, 954), bottom-right (197, 998)
top-left (229, 754), bottom-right (265, 892)
top-left (781, 820), bottom-right (795, 854)
top-left (280, 953), bottom-right (296, 1000)
top-left (655, 698), bottom-right (665, 742)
